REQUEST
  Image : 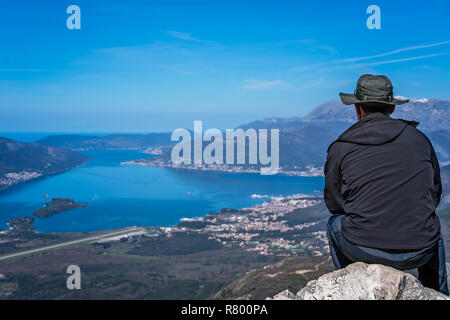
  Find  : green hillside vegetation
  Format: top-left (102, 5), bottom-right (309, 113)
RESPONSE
top-left (279, 201), bottom-right (329, 226)
top-left (0, 231), bottom-right (281, 299)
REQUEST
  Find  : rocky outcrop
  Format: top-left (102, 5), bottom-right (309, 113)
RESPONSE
top-left (447, 262), bottom-right (450, 288)
top-left (269, 262), bottom-right (450, 300)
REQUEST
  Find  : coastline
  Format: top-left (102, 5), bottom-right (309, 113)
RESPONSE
top-left (162, 192), bottom-right (328, 257)
top-left (1, 192), bottom-right (323, 237)
top-left (0, 159), bottom-right (91, 194)
top-left (121, 158), bottom-right (324, 177)
top-left (1, 149), bottom-right (325, 237)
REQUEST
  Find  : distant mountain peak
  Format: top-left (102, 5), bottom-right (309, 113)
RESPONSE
top-left (395, 96), bottom-right (432, 103)
top-left (236, 97), bottom-right (450, 166)
top-left (302, 98), bottom-right (450, 130)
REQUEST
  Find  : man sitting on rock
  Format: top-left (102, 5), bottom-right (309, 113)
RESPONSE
top-left (325, 74), bottom-right (449, 295)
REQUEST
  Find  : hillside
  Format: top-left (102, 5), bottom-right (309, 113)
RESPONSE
top-left (440, 165), bottom-right (450, 206)
top-left (150, 98), bottom-right (450, 170)
top-left (301, 98), bottom-right (450, 131)
top-left (0, 194), bottom-right (330, 299)
top-left (211, 194), bottom-right (450, 300)
top-left (35, 98), bottom-right (450, 170)
top-left (242, 98), bottom-right (450, 165)
top-left (0, 137), bottom-right (90, 190)
top-left (37, 133), bottom-right (172, 151)
top-left (211, 255), bottom-right (334, 300)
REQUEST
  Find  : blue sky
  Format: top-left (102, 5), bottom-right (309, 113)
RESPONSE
top-left (0, 0), bottom-right (449, 132)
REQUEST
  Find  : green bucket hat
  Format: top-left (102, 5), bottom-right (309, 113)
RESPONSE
top-left (339, 74), bottom-right (409, 106)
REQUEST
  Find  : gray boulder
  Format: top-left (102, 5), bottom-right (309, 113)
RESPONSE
top-left (272, 289), bottom-right (297, 300)
top-left (270, 262), bottom-right (449, 300)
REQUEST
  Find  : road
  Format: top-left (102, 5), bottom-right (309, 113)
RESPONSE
top-left (0, 227), bottom-right (142, 262)
top-left (294, 256), bottom-right (332, 275)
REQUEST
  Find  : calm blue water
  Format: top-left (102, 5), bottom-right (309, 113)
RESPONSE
top-left (0, 149), bottom-right (324, 233)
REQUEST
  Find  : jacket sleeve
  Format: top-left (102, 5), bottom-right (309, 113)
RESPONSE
top-left (324, 142), bottom-right (345, 214)
top-left (430, 145), bottom-right (442, 207)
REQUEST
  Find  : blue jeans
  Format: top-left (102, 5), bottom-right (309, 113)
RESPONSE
top-left (327, 214), bottom-right (449, 296)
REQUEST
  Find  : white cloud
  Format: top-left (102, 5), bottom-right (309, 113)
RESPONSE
top-left (166, 30), bottom-right (201, 42)
top-left (165, 30), bottom-right (219, 46)
top-left (322, 52), bottom-right (450, 71)
top-left (290, 40), bottom-right (450, 72)
top-left (242, 79), bottom-right (286, 90)
top-left (335, 40), bottom-right (450, 64)
top-left (294, 39), bottom-right (340, 56)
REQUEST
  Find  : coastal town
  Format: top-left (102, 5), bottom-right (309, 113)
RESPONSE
top-left (122, 156), bottom-right (324, 177)
top-left (0, 171), bottom-right (42, 190)
top-left (164, 193), bottom-right (330, 257)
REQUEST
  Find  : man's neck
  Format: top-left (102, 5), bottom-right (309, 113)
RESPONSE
top-left (360, 112), bottom-right (390, 120)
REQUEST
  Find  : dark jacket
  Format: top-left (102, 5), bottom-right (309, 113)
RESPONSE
top-left (324, 113), bottom-right (441, 250)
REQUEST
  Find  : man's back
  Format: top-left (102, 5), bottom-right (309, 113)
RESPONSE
top-left (325, 113), bottom-right (441, 250)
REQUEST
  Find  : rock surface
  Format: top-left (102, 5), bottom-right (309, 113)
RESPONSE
top-left (270, 262), bottom-right (450, 300)
top-left (447, 262), bottom-right (450, 289)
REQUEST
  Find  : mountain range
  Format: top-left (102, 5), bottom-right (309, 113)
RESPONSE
top-left (1, 97), bottom-right (450, 189)
top-left (241, 98), bottom-right (450, 167)
top-left (248, 98), bottom-right (450, 131)
top-left (31, 98), bottom-right (450, 168)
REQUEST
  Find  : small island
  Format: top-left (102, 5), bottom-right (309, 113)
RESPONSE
top-left (33, 198), bottom-right (88, 218)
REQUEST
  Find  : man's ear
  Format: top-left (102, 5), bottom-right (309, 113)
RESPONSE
top-left (354, 104), bottom-right (362, 120)
top-left (390, 105), bottom-right (396, 114)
